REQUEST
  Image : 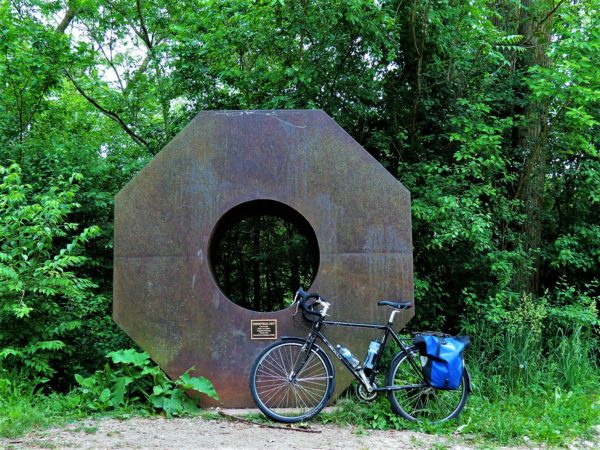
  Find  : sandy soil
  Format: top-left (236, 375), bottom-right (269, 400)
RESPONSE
top-left (1, 415), bottom-right (596, 450)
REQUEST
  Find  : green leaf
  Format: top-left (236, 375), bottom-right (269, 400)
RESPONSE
top-left (111, 376), bottom-right (132, 407)
top-left (99, 388), bottom-right (111, 403)
top-left (150, 394), bottom-right (164, 409)
top-left (107, 349), bottom-right (150, 367)
top-left (177, 372), bottom-right (219, 400)
top-left (161, 396), bottom-right (183, 417)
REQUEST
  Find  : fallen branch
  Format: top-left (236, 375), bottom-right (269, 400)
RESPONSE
top-left (217, 410), bottom-right (322, 434)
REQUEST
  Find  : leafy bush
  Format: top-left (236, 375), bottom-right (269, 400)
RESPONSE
top-left (465, 282), bottom-right (598, 387)
top-left (0, 163), bottom-right (100, 380)
top-left (75, 349), bottom-right (218, 417)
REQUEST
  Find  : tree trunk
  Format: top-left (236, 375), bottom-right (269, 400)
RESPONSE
top-left (288, 224), bottom-right (300, 291)
top-left (512, 0), bottom-right (555, 294)
top-left (252, 226), bottom-right (261, 311)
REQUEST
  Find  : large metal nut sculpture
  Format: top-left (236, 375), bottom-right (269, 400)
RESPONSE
top-left (114, 110), bottom-right (413, 407)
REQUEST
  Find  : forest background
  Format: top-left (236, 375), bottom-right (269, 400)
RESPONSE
top-left (0, 0), bottom-right (598, 445)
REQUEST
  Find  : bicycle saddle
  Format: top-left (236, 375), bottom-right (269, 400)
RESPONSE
top-left (377, 300), bottom-right (413, 310)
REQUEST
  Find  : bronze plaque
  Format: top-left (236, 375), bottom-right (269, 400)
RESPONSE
top-left (251, 320), bottom-right (278, 340)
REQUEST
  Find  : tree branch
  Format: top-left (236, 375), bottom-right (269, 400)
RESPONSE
top-left (105, 0), bottom-right (154, 49)
top-left (538, 0), bottom-right (565, 29)
top-left (55, 2), bottom-right (77, 33)
top-left (64, 70), bottom-right (150, 149)
top-left (522, 0), bottom-right (565, 45)
top-left (136, 0), bottom-right (153, 47)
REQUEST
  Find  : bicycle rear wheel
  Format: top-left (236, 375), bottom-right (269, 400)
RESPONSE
top-left (249, 338), bottom-right (335, 423)
top-left (386, 345), bottom-right (469, 422)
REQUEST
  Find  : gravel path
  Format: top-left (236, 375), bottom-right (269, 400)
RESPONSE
top-left (0, 415), bottom-right (546, 450)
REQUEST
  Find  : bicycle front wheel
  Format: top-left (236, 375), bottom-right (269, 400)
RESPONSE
top-left (386, 345), bottom-right (469, 423)
top-left (249, 338), bottom-right (335, 423)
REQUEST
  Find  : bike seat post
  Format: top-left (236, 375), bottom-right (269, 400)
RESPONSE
top-left (387, 309), bottom-right (400, 326)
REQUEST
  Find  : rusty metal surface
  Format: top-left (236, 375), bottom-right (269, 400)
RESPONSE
top-left (113, 110), bottom-right (413, 407)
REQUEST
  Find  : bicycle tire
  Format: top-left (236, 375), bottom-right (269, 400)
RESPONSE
top-left (386, 345), bottom-right (469, 423)
top-left (249, 338), bottom-right (335, 423)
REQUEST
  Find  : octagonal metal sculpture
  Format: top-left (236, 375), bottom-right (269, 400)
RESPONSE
top-left (114, 110), bottom-right (413, 407)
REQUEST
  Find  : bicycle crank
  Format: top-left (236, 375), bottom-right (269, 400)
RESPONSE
top-left (356, 382), bottom-right (378, 402)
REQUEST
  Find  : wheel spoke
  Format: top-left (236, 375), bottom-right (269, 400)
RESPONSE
top-left (251, 342), bottom-right (332, 422)
top-left (387, 347), bottom-right (468, 423)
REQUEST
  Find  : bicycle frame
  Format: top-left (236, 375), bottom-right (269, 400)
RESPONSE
top-left (251, 293), bottom-right (470, 424)
top-left (295, 314), bottom-right (426, 393)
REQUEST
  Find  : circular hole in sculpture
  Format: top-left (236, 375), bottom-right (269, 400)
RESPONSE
top-left (209, 200), bottom-right (320, 312)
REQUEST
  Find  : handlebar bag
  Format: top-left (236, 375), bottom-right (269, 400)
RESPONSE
top-left (414, 334), bottom-right (470, 390)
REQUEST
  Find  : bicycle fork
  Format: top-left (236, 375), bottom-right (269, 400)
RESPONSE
top-left (287, 336), bottom-right (319, 383)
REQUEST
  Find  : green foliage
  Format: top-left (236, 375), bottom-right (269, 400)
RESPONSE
top-left (403, 95), bottom-right (526, 330)
top-left (75, 349), bottom-right (218, 417)
top-left (323, 318), bottom-right (598, 446)
top-left (0, 369), bottom-right (84, 438)
top-left (325, 278), bottom-right (598, 445)
top-left (465, 284), bottom-right (598, 394)
top-left (458, 324), bottom-right (599, 445)
top-left (459, 284), bottom-right (598, 444)
top-left (0, 0), bottom-right (598, 443)
top-left (0, 0), bottom-right (73, 144)
top-left (0, 163), bottom-right (100, 379)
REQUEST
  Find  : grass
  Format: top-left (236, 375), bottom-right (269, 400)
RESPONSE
top-left (1, 382), bottom-right (597, 446)
top-left (0, 377), bottom-right (222, 440)
top-left (0, 381), bottom-right (82, 439)
top-left (319, 382), bottom-right (599, 446)
top-left (320, 322), bottom-right (600, 447)
top-left (462, 386), bottom-right (598, 444)
top-left (1, 325), bottom-right (598, 446)
top-left (0, 377), bottom-right (151, 439)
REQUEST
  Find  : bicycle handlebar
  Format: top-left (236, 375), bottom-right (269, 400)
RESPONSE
top-left (294, 287), bottom-right (330, 317)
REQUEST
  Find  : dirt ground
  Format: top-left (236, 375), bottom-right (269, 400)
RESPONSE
top-left (0, 414), bottom-right (542, 450)
top-left (1, 414), bottom-right (597, 450)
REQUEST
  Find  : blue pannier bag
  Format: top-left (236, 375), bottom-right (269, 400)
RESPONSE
top-left (414, 333), bottom-right (470, 390)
